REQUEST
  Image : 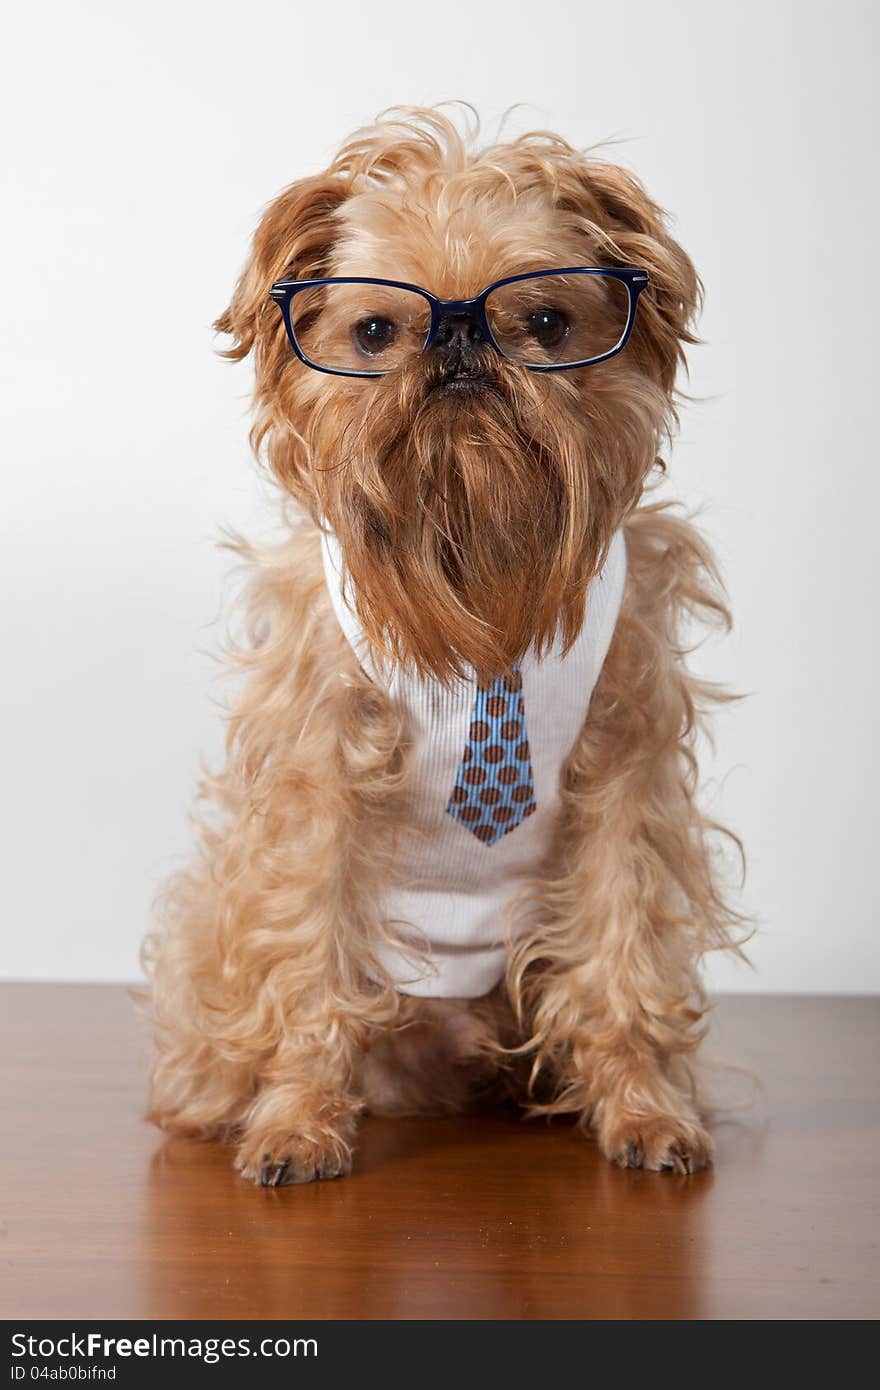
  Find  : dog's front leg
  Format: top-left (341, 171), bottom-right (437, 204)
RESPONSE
top-left (511, 512), bottom-right (743, 1173)
top-left (228, 676), bottom-right (405, 1187)
top-left (519, 799), bottom-right (717, 1175)
top-left (145, 541), bottom-right (407, 1186)
top-left (235, 1022), bottom-right (366, 1186)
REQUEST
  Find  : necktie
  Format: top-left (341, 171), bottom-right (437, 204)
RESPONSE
top-left (446, 662), bottom-right (536, 845)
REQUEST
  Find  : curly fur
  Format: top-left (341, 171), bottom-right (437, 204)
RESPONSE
top-left (142, 106), bottom-right (745, 1184)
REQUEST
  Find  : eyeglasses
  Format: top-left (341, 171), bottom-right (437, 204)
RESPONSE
top-left (268, 267), bottom-right (649, 378)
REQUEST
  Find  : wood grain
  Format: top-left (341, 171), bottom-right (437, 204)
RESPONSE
top-left (0, 986), bottom-right (877, 1320)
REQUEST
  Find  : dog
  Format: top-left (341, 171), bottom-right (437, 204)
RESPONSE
top-left (143, 107), bottom-right (744, 1185)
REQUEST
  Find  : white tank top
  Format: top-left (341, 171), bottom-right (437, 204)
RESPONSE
top-left (320, 527), bottom-right (627, 998)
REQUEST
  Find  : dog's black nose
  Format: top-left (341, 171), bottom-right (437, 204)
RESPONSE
top-left (433, 313), bottom-right (486, 356)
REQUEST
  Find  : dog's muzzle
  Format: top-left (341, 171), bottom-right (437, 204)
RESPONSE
top-left (429, 313), bottom-right (499, 396)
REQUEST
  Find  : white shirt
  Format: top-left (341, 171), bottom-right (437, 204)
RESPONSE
top-left (320, 527), bottom-right (627, 998)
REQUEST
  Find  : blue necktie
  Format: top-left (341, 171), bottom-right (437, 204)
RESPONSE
top-left (446, 662), bottom-right (536, 846)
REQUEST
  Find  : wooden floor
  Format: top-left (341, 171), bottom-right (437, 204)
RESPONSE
top-left (0, 986), bottom-right (877, 1320)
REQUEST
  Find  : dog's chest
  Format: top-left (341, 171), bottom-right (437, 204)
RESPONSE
top-left (320, 527), bottom-right (627, 999)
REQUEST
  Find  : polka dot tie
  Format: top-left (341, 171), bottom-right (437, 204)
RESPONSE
top-left (446, 662), bottom-right (536, 846)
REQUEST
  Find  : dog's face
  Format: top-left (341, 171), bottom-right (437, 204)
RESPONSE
top-left (219, 111), bottom-right (699, 683)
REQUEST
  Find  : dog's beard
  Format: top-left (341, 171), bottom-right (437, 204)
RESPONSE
top-left (307, 362), bottom-right (621, 684)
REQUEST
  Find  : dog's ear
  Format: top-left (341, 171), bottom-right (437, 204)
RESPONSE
top-left (558, 159), bottom-right (701, 395)
top-left (214, 172), bottom-right (347, 362)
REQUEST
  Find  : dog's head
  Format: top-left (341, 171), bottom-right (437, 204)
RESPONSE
top-left (218, 108), bottom-right (699, 683)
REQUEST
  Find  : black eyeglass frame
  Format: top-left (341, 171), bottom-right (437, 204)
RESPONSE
top-left (268, 266), bottom-right (650, 378)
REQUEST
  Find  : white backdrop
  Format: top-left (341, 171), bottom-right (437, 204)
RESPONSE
top-left (1, 0), bottom-right (877, 991)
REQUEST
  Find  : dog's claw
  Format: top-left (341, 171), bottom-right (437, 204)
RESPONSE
top-left (664, 1145), bottom-right (693, 1175)
top-left (608, 1121), bottom-right (711, 1175)
top-left (259, 1159), bottom-right (290, 1187)
top-left (617, 1141), bottom-right (642, 1169)
top-left (271, 1160), bottom-right (290, 1187)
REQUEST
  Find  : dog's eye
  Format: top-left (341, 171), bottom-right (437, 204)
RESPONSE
top-left (524, 308), bottom-right (569, 349)
top-left (353, 316), bottom-right (398, 355)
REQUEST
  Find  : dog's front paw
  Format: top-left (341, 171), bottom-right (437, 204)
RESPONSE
top-left (235, 1131), bottom-right (355, 1187)
top-left (598, 1111), bottom-right (713, 1174)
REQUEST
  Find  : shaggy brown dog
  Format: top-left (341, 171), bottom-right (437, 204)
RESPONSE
top-left (143, 108), bottom-right (744, 1185)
